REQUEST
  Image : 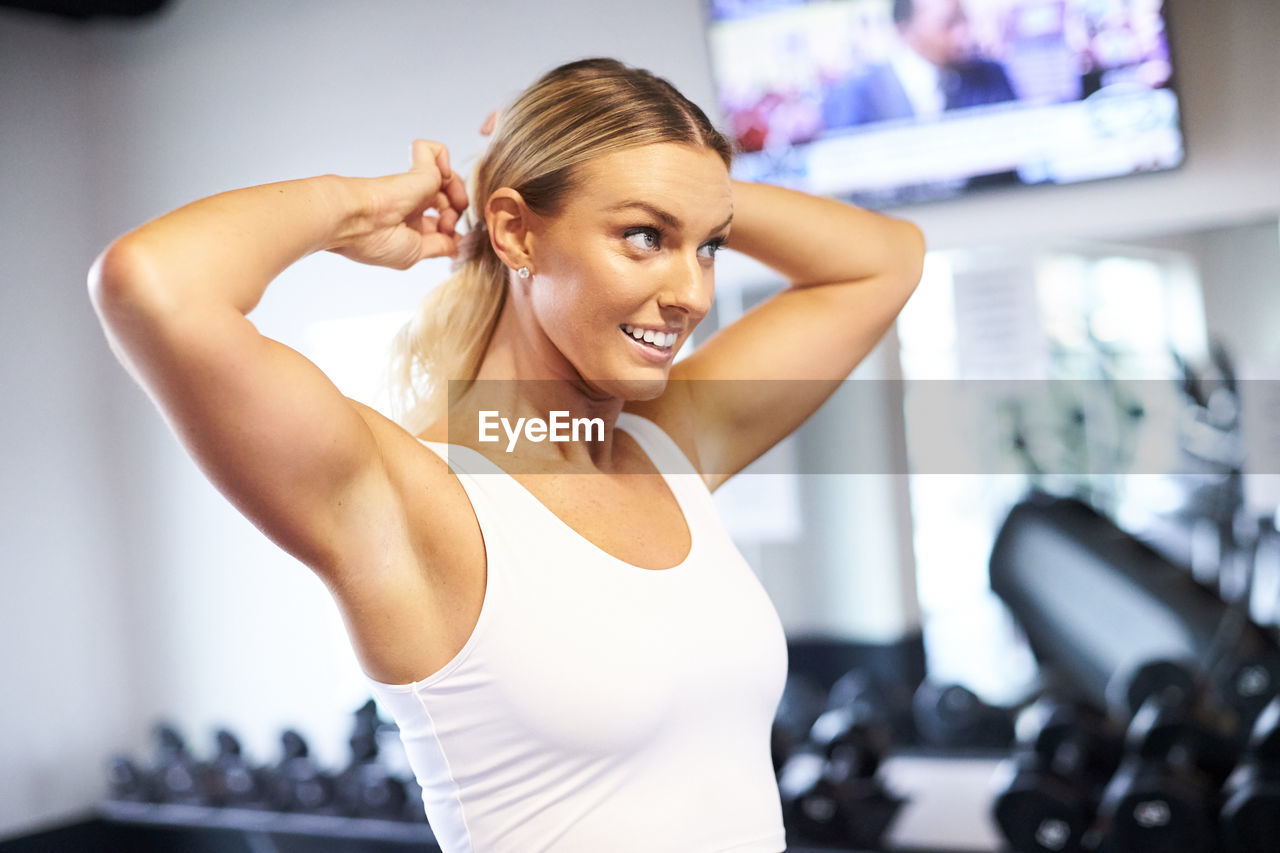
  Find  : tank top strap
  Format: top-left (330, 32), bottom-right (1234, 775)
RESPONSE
top-left (419, 439), bottom-right (509, 479)
top-left (614, 411), bottom-right (702, 478)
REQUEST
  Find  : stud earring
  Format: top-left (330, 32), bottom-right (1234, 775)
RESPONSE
top-left (517, 266), bottom-right (531, 279)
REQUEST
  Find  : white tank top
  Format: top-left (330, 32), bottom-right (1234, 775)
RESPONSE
top-left (367, 412), bottom-right (788, 853)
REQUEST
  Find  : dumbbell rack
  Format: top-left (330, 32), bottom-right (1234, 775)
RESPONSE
top-left (99, 799), bottom-right (438, 848)
top-left (0, 811), bottom-right (985, 853)
top-left (0, 803), bottom-right (440, 853)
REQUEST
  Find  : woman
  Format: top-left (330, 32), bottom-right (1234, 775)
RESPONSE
top-left (90, 58), bottom-right (924, 852)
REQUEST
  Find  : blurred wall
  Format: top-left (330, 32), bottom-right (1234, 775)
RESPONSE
top-left (1, 0), bottom-right (1277, 837)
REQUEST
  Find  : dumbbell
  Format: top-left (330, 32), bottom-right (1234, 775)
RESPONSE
top-left (270, 729), bottom-right (339, 814)
top-left (1212, 655), bottom-right (1280, 734)
top-left (913, 680), bottom-right (1015, 750)
top-left (1092, 691), bottom-right (1227, 853)
top-left (772, 672), bottom-right (828, 777)
top-left (992, 700), bottom-right (1121, 853)
top-left (149, 723), bottom-right (212, 805)
top-left (778, 679), bottom-right (901, 849)
top-left (1107, 657), bottom-right (1241, 785)
top-left (816, 671), bottom-right (894, 781)
top-left (402, 775), bottom-right (429, 823)
top-left (335, 699), bottom-right (408, 819)
top-left (829, 667), bottom-right (916, 744)
top-left (205, 729), bottom-right (271, 809)
top-left (1219, 697), bottom-right (1280, 853)
top-left (106, 756), bottom-right (151, 802)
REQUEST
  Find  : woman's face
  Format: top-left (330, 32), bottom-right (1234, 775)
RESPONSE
top-left (523, 142), bottom-right (733, 401)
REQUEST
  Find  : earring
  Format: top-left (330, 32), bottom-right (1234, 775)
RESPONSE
top-left (517, 266), bottom-right (531, 279)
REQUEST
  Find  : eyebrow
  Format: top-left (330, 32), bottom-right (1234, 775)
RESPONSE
top-left (607, 201), bottom-right (733, 237)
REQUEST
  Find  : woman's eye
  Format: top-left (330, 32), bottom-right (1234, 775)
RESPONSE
top-left (624, 228), bottom-right (660, 251)
top-left (698, 239), bottom-right (725, 260)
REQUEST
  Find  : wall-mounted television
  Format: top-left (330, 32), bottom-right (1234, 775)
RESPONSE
top-left (704, 0), bottom-right (1184, 208)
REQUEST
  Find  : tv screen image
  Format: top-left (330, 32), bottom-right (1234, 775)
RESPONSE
top-left (705, 0), bottom-right (1184, 207)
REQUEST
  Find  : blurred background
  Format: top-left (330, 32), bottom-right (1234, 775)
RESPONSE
top-left (1, 0), bottom-right (1278, 848)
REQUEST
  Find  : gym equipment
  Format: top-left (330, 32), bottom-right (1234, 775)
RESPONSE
top-left (772, 672), bottom-right (829, 776)
top-left (829, 666), bottom-right (917, 745)
top-left (1087, 659), bottom-right (1236, 853)
top-left (1219, 697), bottom-right (1280, 853)
top-left (992, 658), bottom-right (1244, 853)
top-left (105, 756), bottom-right (150, 803)
top-left (992, 700), bottom-right (1121, 853)
top-left (912, 680), bottom-right (1015, 750)
top-left (778, 672), bottom-right (902, 850)
top-left (335, 700), bottom-right (408, 819)
top-left (269, 728), bottom-right (339, 814)
top-left (149, 724), bottom-right (210, 806)
top-left (777, 745), bottom-right (901, 850)
top-left (1092, 690), bottom-right (1223, 853)
top-left (990, 492), bottom-right (1280, 722)
top-left (205, 728), bottom-right (270, 809)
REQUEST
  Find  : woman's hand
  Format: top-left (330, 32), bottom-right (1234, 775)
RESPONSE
top-left (330, 139), bottom-right (470, 270)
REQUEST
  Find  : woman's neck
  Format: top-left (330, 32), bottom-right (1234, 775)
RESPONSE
top-left (449, 302), bottom-right (628, 471)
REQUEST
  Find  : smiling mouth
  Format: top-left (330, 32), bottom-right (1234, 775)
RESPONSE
top-left (619, 324), bottom-right (678, 352)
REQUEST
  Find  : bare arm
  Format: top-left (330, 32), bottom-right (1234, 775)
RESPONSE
top-left (89, 140), bottom-right (469, 576)
top-left (667, 180), bottom-right (925, 489)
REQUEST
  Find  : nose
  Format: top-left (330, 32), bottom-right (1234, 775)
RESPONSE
top-left (658, 250), bottom-right (714, 321)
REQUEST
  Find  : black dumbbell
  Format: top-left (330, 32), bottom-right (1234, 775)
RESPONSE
top-left (270, 729), bottom-right (338, 814)
top-left (1107, 657), bottom-right (1241, 784)
top-left (772, 673), bottom-right (828, 776)
top-left (992, 700), bottom-right (1121, 853)
top-left (913, 680), bottom-right (1015, 750)
top-left (829, 667), bottom-right (917, 744)
top-left (149, 723), bottom-right (211, 805)
top-left (1219, 697), bottom-right (1280, 853)
top-left (778, 686), bottom-right (901, 849)
top-left (205, 729), bottom-right (270, 809)
top-left (814, 676), bottom-right (894, 782)
top-left (1213, 656), bottom-right (1280, 733)
top-left (1106, 659), bottom-right (1197, 722)
top-left (1093, 690), bottom-right (1226, 853)
top-left (777, 746), bottom-right (902, 850)
top-left (335, 699), bottom-right (408, 819)
top-left (106, 755), bottom-right (152, 802)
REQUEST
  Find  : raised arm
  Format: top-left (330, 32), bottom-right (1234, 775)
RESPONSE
top-left (668, 180), bottom-right (925, 489)
top-left (88, 140), bottom-right (468, 576)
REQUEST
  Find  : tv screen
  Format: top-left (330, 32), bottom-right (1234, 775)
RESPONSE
top-left (704, 0), bottom-right (1184, 207)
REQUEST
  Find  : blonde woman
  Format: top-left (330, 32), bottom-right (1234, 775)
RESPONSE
top-left (90, 58), bottom-right (924, 852)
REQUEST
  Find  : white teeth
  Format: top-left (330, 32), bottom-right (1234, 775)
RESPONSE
top-left (622, 324), bottom-right (676, 350)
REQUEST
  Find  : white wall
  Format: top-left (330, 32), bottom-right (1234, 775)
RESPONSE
top-left (1, 0), bottom-right (1277, 837)
top-left (0, 13), bottom-right (141, 833)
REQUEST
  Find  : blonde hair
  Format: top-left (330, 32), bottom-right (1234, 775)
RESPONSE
top-left (389, 58), bottom-right (732, 434)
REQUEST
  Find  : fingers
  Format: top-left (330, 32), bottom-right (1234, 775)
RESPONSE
top-left (435, 190), bottom-right (460, 235)
top-left (442, 171), bottom-right (469, 217)
top-left (410, 139), bottom-right (450, 180)
top-left (414, 215), bottom-right (460, 260)
top-left (479, 110), bottom-right (499, 136)
top-left (405, 139), bottom-right (468, 236)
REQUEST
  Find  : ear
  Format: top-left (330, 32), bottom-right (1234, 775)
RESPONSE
top-left (486, 188), bottom-right (537, 274)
